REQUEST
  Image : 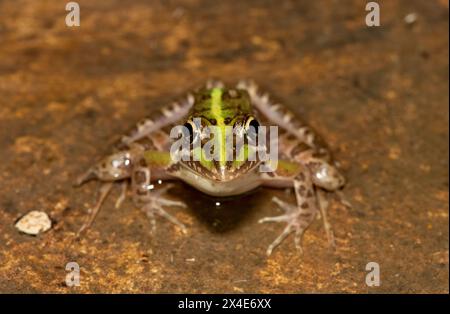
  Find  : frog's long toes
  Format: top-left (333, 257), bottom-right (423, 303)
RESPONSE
top-left (153, 183), bottom-right (176, 196)
top-left (259, 211), bottom-right (295, 255)
top-left (271, 196), bottom-right (297, 213)
top-left (259, 216), bottom-right (284, 224)
top-left (114, 182), bottom-right (128, 209)
top-left (158, 198), bottom-right (187, 208)
top-left (154, 201), bottom-right (187, 232)
top-left (144, 208), bottom-right (157, 234)
top-left (294, 230), bottom-right (305, 255)
top-left (141, 198), bottom-right (187, 234)
top-left (263, 222), bottom-right (305, 256)
top-left (259, 197), bottom-right (311, 256)
top-left (335, 191), bottom-right (352, 209)
top-left (76, 182), bottom-right (113, 237)
top-left (152, 185), bottom-right (186, 207)
top-left (265, 223), bottom-right (295, 256)
top-left (258, 212), bottom-right (293, 224)
top-left (327, 233), bottom-right (336, 251)
top-left (74, 168), bottom-right (96, 187)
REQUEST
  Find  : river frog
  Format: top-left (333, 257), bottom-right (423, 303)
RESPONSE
top-left (75, 80), bottom-right (347, 255)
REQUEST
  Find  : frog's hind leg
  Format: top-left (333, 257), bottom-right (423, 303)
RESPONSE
top-left (237, 80), bottom-right (327, 150)
top-left (121, 94), bottom-right (194, 146)
top-left (121, 79), bottom-right (227, 146)
top-left (74, 146), bottom-right (144, 235)
top-left (316, 189), bottom-right (336, 249)
top-left (77, 180), bottom-right (132, 236)
top-left (76, 182), bottom-right (114, 236)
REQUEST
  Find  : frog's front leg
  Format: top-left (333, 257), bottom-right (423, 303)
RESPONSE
top-left (131, 151), bottom-right (187, 234)
top-left (259, 161), bottom-right (320, 255)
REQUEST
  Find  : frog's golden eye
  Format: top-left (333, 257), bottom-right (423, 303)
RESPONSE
top-left (245, 117), bottom-right (260, 142)
top-left (183, 120), bottom-right (197, 144)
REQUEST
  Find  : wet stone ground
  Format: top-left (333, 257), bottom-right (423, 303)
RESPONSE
top-left (0, 0), bottom-right (448, 293)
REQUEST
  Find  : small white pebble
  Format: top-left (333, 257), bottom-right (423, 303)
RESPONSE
top-left (185, 258), bottom-right (196, 262)
top-left (404, 13), bottom-right (418, 25)
top-left (215, 202), bottom-right (221, 206)
top-left (147, 184), bottom-right (154, 190)
top-left (157, 180), bottom-right (162, 184)
top-left (15, 211), bottom-right (52, 235)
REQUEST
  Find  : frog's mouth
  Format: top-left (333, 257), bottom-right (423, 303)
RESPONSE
top-left (179, 159), bottom-right (261, 182)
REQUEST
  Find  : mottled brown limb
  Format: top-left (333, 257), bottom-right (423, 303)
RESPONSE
top-left (237, 80), bottom-right (328, 150)
top-left (316, 189), bottom-right (336, 249)
top-left (121, 94), bottom-right (194, 146)
top-left (76, 182), bottom-right (113, 236)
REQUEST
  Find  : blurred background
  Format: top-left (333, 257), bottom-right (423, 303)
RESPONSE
top-left (0, 0), bottom-right (448, 293)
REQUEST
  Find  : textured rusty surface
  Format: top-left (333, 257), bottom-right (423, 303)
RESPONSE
top-left (0, 0), bottom-right (448, 293)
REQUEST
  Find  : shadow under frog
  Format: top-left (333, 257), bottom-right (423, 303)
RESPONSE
top-left (172, 182), bottom-right (266, 234)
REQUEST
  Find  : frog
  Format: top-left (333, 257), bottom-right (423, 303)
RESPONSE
top-left (75, 80), bottom-right (347, 255)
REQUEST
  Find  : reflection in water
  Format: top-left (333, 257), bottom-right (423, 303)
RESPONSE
top-left (171, 183), bottom-right (266, 233)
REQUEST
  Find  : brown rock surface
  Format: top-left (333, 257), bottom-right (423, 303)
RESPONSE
top-left (0, 0), bottom-right (448, 293)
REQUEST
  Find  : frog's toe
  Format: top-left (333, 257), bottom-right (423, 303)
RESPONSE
top-left (74, 167), bottom-right (97, 186)
top-left (335, 190), bottom-right (352, 209)
top-left (140, 197), bottom-right (187, 235)
top-left (271, 196), bottom-right (297, 212)
top-left (259, 215), bottom-right (305, 256)
top-left (267, 224), bottom-right (303, 256)
top-left (259, 196), bottom-right (314, 256)
top-left (76, 182), bottom-right (114, 237)
top-left (157, 198), bottom-right (187, 208)
top-left (114, 181), bottom-right (128, 209)
top-left (259, 198), bottom-right (294, 223)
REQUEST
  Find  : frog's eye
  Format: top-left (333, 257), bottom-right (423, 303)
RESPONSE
top-left (245, 117), bottom-right (260, 142)
top-left (183, 121), bottom-right (197, 144)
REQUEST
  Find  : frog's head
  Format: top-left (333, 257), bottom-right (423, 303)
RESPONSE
top-left (179, 87), bottom-right (263, 181)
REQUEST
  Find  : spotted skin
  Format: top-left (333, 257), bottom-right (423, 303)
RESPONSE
top-left (119, 93), bottom-right (195, 147)
top-left (75, 80), bottom-right (346, 256)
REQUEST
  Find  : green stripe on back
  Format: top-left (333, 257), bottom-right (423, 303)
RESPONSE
top-left (210, 88), bottom-right (224, 125)
top-left (209, 88), bottom-right (227, 166)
